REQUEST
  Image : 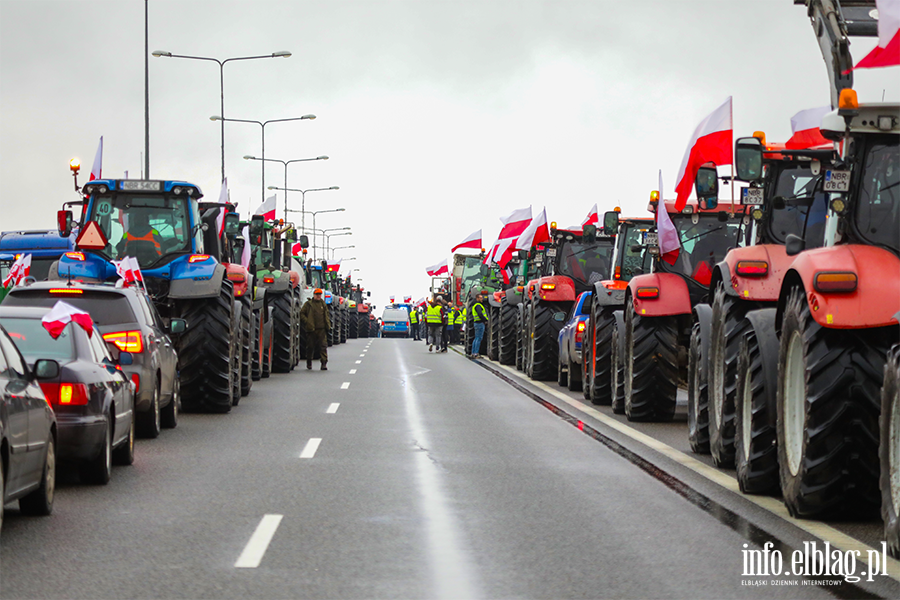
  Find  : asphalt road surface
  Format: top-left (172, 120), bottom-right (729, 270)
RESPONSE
top-left (2, 337), bottom-right (897, 599)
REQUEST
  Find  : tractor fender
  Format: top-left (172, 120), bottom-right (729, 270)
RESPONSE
top-left (289, 270), bottom-right (300, 289)
top-left (721, 244), bottom-right (795, 302)
top-left (627, 272), bottom-right (691, 317)
top-left (505, 289), bottom-right (523, 306)
top-left (261, 273), bottom-right (291, 294)
top-left (225, 263), bottom-right (251, 298)
top-left (57, 252), bottom-right (113, 282)
top-left (743, 308), bottom-right (779, 430)
top-left (779, 245), bottom-right (900, 329)
top-left (253, 286), bottom-right (267, 312)
top-left (169, 262), bottom-right (226, 300)
top-left (592, 279), bottom-right (628, 308)
top-left (487, 292), bottom-right (503, 308)
top-left (692, 303), bottom-right (713, 384)
top-left (528, 275), bottom-right (576, 303)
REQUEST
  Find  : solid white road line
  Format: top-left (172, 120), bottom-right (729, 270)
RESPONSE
top-left (326, 403), bottom-right (339, 414)
top-left (355, 360), bottom-right (362, 364)
top-left (349, 369), bottom-right (357, 374)
top-left (234, 514), bottom-right (283, 568)
top-left (299, 438), bottom-right (322, 459)
top-left (341, 382), bottom-right (350, 389)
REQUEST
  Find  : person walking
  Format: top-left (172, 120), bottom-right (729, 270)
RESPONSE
top-left (469, 293), bottom-right (488, 358)
top-left (300, 288), bottom-right (331, 370)
top-left (425, 296), bottom-right (443, 352)
top-left (410, 305), bottom-right (420, 340)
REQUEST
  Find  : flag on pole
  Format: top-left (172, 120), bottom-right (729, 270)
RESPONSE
top-left (112, 256), bottom-right (144, 286)
top-left (326, 258), bottom-right (341, 273)
top-left (254, 195), bottom-right (277, 221)
top-left (89, 136), bottom-right (103, 181)
top-left (2, 254), bottom-right (31, 287)
top-left (216, 178), bottom-right (228, 237)
top-left (426, 259), bottom-right (449, 276)
top-left (581, 203), bottom-right (599, 227)
top-left (389, 296), bottom-right (395, 303)
top-left (42, 301), bottom-right (94, 339)
top-left (515, 207), bottom-right (550, 251)
top-left (786, 106), bottom-right (831, 149)
top-left (486, 206), bottom-right (532, 264)
top-left (404, 296), bottom-right (412, 303)
top-left (241, 225), bottom-right (252, 269)
top-left (850, 0), bottom-right (900, 71)
top-left (451, 229), bottom-right (482, 253)
top-left (657, 170), bottom-right (681, 266)
top-left (674, 97), bottom-right (733, 212)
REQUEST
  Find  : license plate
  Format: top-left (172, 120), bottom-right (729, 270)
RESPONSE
top-left (741, 187), bottom-right (764, 205)
top-left (642, 232), bottom-right (658, 246)
top-left (824, 170), bottom-right (851, 193)
top-left (121, 180), bottom-right (162, 191)
top-left (547, 248), bottom-right (557, 257)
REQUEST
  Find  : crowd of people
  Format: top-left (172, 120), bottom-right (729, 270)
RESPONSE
top-left (411, 293), bottom-right (488, 358)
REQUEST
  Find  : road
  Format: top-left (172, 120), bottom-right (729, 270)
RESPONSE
top-left (1, 337), bottom-right (898, 599)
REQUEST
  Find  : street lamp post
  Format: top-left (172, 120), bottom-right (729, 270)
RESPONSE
top-left (269, 185), bottom-right (339, 231)
top-left (151, 49), bottom-right (291, 181)
top-left (281, 201), bottom-right (344, 260)
top-left (246, 155), bottom-right (329, 219)
top-left (323, 229), bottom-right (351, 260)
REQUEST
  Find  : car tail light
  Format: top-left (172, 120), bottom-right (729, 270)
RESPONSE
top-left (131, 373), bottom-right (140, 393)
top-left (40, 382), bottom-right (90, 406)
top-left (50, 288), bottom-right (83, 295)
top-left (103, 330), bottom-right (144, 353)
top-left (736, 261), bottom-right (768, 277)
top-left (814, 272), bottom-right (858, 293)
top-left (636, 287), bottom-right (659, 299)
top-left (541, 283), bottom-right (556, 291)
top-left (188, 254), bottom-right (211, 263)
top-left (577, 322), bottom-right (586, 332)
top-left (64, 252), bottom-right (85, 261)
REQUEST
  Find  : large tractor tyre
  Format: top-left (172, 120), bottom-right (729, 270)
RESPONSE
top-left (359, 314), bottom-right (369, 338)
top-left (880, 345), bottom-right (900, 559)
top-left (369, 318), bottom-right (378, 338)
top-left (327, 305), bottom-right (336, 347)
top-left (488, 307), bottom-right (499, 361)
top-left (349, 312), bottom-right (359, 339)
top-left (580, 353), bottom-right (591, 400)
top-left (777, 286), bottom-right (888, 519)
top-left (498, 300), bottom-right (518, 365)
top-left (709, 285), bottom-right (754, 468)
top-left (339, 310), bottom-right (347, 344)
top-left (251, 307), bottom-right (263, 381)
top-left (261, 320), bottom-right (273, 379)
top-left (624, 301), bottom-right (677, 422)
top-left (240, 297), bottom-right (252, 397)
top-left (294, 295), bottom-right (303, 366)
top-left (271, 294), bottom-right (294, 374)
top-left (589, 306), bottom-right (616, 406)
top-left (515, 308), bottom-right (525, 371)
top-left (610, 311), bottom-right (626, 414)
top-left (175, 282), bottom-right (235, 413)
top-left (530, 304), bottom-right (563, 382)
top-left (734, 314), bottom-right (780, 495)
top-left (687, 322), bottom-right (710, 454)
top-left (230, 301), bottom-right (242, 406)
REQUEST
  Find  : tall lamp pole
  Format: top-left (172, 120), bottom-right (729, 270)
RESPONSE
top-left (269, 185), bottom-right (340, 231)
top-left (151, 49), bottom-right (291, 182)
top-left (288, 209), bottom-right (346, 260)
top-left (245, 155), bottom-right (328, 220)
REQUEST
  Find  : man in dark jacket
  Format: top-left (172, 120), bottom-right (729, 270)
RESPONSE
top-left (300, 288), bottom-right (331, 370)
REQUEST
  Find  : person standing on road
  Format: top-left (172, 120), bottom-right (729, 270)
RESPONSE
top-left (445, 305), bottom-right (456, 350)
top-left (300, 288), bottom-right (331, 370)
top-left (426, 296), bottom-right (444, 353)
top-left (454, 306), bottom-right (464, 344)
top-left (410, 305), bottom-right (420, 340)
top-left (440, 300), bottom-right (451, 353)
top-left (469, 293), bottom-right (488, 358)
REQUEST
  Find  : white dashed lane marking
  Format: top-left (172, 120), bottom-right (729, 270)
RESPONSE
top-left (341, 382), bottom-right (350, 389)
top-left (299, 438), bottom-right (322, 459)
top-left (326, 403), bottom-right (339, 414)
top-left (234, 514), bottom-right (283, 568)
top-left (355, 360), bottom-right (362, 364)
top-left (349, 369), bottom-right (357, 374)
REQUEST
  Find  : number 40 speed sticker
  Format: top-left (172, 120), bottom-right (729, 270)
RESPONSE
top-left (824, 170), bottom-right (851, 192)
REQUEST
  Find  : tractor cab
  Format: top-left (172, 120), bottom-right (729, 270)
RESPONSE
top-left (545, 222), bottom-right (617, 296)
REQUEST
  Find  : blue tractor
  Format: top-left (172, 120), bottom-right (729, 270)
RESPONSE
top-left (0, 229), bottom-right (76, 281)
top-left (56, 179), bottom-right (240, 413)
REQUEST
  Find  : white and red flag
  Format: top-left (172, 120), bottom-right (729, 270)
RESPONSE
top-left (2, 254), bottom-right (31, 287)
top-left (451, 229), bottom-right (482, 253)
top-left (326, 258), bottom-right (341, 273)
top-left (254, 195), bottom-right (277, 221)
top-left (487, 206), bottom-right (532, 265)
top-left (657, 170), bottom-right (681, 266)
top-left (674, 97), bottom-right (733, 212)
top-left (216, 178), bottom-right (228, 237)
top-left (89, 136), bottom-right (103, 181)
top-left (426, 259), bottom-right (449, 276)
top-left (389, 296), bottom-right (395, 303)
top-left (581, 203), bottom-right (599, 228)
top-left (241, 225), bottom-right (252, 269)
top-left (112, 256), bottom-right (144, 285)
top-left (404, 296), bottom-right (412, 303)
top-left (851, 0), bottom-right (900, 71)
top-left (515, 207), bottom-right (550, 252)
top-left (42, 301), bottom-right (93, 339)
top-left (786, 106), bottom-right (831, 149)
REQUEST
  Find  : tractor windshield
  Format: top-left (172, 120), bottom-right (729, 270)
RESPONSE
top-left (855, 141), bottom-right (899, 254)
top-left (89, 195), bottom-right (191, 268)
top-left (767, 165), bottom-right (828, 247)
top-left (556, 240), bottom-right (615, 288)
top-left (668, 214), bottom-right (743, 286)
top-left (308, 269), bottom-right (325, 289)
top-left (617, 224), bottom-right (653, 281)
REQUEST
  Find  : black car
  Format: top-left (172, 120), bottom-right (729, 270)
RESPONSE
top-left (0, 323), bottom-right (57, 531)
top-left (0, 307), bottom-right (134, 485)
top-left (4, 282), bottom-right (182, 438)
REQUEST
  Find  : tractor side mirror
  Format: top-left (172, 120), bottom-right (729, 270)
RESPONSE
top-left (735, 137), bottom-right (764, 183)
top-left (224, 212), bottom-right (241, 237)
top-left (582, 223), bottom-right (597, 243)
top-left (168, 318), bottom-right (186, 334)
top-left (602, 211), bottom-right (619, 236)
top-left (298, 234), bottom-right (309, 249)
top-left (57, 210), bottom-right (73, 238)
top-left (249, 215), bottom-right (265, 239)
top-left (261, 248), bottom-right (273, 267)
top-left (695, 166), bottom-right (719, 210)
top-left (367, 291), bottom-right (371, 297)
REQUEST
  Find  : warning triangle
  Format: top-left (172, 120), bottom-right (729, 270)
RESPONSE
top-left (76, 221), bottom-right (109, 250)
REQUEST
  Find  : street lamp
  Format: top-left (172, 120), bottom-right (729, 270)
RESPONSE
top-left (284, 205), bottom-right (345, 260)
top-left (267, 184), bottom-right (339, 230)
top-left (152, 49), bottom-right (291, 181)
top-left (331, 245), bottom-right (355, 252)
top-left (211, 114), bottom-right (315, 210)
top-left (323, 230), bottom-right (351, 260)
top-left (247, 155), bottom-right (328, 220)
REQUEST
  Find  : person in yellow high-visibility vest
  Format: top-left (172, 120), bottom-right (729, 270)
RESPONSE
top-left (454, 306), bottom-right (465, 344)
top-left (425, 296), bottom-right (444, 352)
top-left (409, 305), bottom-right (420, 340)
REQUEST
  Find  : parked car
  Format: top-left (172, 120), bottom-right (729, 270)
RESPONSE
top-left (557, 291), bottom-right (592, 393)
top-left (3, 282), bottom-right (183, 437)
top-left (380, 308), bottom-right (410, 338)
top-left (0, 306), bottom-right (135, 485)
top-left (0, 323), bottom-right (57, 532)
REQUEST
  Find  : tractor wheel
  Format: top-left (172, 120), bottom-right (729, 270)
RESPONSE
top-left (349, 312), bottom-right (359, 339)
top-left (687, 321), bottom-right (710, 454)
top-left (360, 314), bottom-right (369, 338)
top-left (709, 285), bottom-right (754, 468)
top-left (530, 303), bottom-right (563, 381)
top-left (488, 306), bottom-right (500, 361)
top-left (261, 317), bottom-right (272, 379)
top-left (240, 296), bottom-right (252, 397)
top-left (251, 307), bottom-right (263, 381)
top-left (880, 345), bottom-right (900, 558)
top-left (327, 305), bottom-right (336, 347)
top-left (734, 314), bottom-right (780, 495)
top-left (777, 286), bottom-right (887, 519)
top-left (498, 299), bottom-right (517, 365)
top-left (369, 318), bottom-right (378, 338)
top-left (515, 308), bottom-right (525, 371)
top-left (610, 311), bottom-right (626, 414)
top-left (271, 293), bottom-right (293, 373)
top-left (589, 305), bottom-right (616, 406)
top-left (230, 300), bottom-right (241, 405)
top-left (339, 310), bottom-right (347, 344)
top-left (175, 281), bottom-right (235, 413)
top-left (624, 298), bottom-right (677, 422)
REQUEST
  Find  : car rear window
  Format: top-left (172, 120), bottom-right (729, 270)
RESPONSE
top-left (382, 309), bottom-right (408, 322)
top-left (4, 290), bottom-right (137, 326)
top-left (0, 317), bottom-right (75, 362)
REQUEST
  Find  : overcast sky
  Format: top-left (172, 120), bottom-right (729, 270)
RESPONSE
top-left (1, 0), bottom-right (897, 309)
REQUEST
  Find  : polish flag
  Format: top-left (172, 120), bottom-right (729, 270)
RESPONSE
top-left (451, 229), bottom-right (482, 253)
top-left (241, 226), bottom-right (252, 268)
top-left (515, 207), bottom-right (550, 251)
top-left (674, 97), bottom-right (733, 212)
top-left (216, 178), bottom-right (228, 237)
top-left (89, 137), bottom-right (103, 181)
top-left (657, 170), bottom-right (680, 266)
top-left (2, 254), bottom-right (31, 287)
top-left (486, 206), bottom-right (532, 264)
top-left (786, 106), bottom-right (831, 149)
top-left (112, 256), bottom-right (144, 285)
top-left (404, 296), bottom-right (412, 303)
top-left (581, 203), bottom-right (599, 227)
top-left (426, 259), bottom-right (449, 276)
top-left (493, 237), bottom-right (518, 269)
top-left (389, 296), bottom-right (395, 303)
top-left (42, 301), bottom-right (94, 339)
top-left (254, 195), bottom-right (277, 221)
top-left (483, 240), bottom-right (499, 264)
top-left (851, 0), bottom-right (900, 71)
top-left (326, 259), bottom-right (341, 273)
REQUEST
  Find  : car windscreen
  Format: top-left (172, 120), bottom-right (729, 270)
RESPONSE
top-left (0, 317), bottom-right (76, 362)
top-left (4, 290), bottom-right (138, 326)
top-left (381, 309), bottom-right (408, 322)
